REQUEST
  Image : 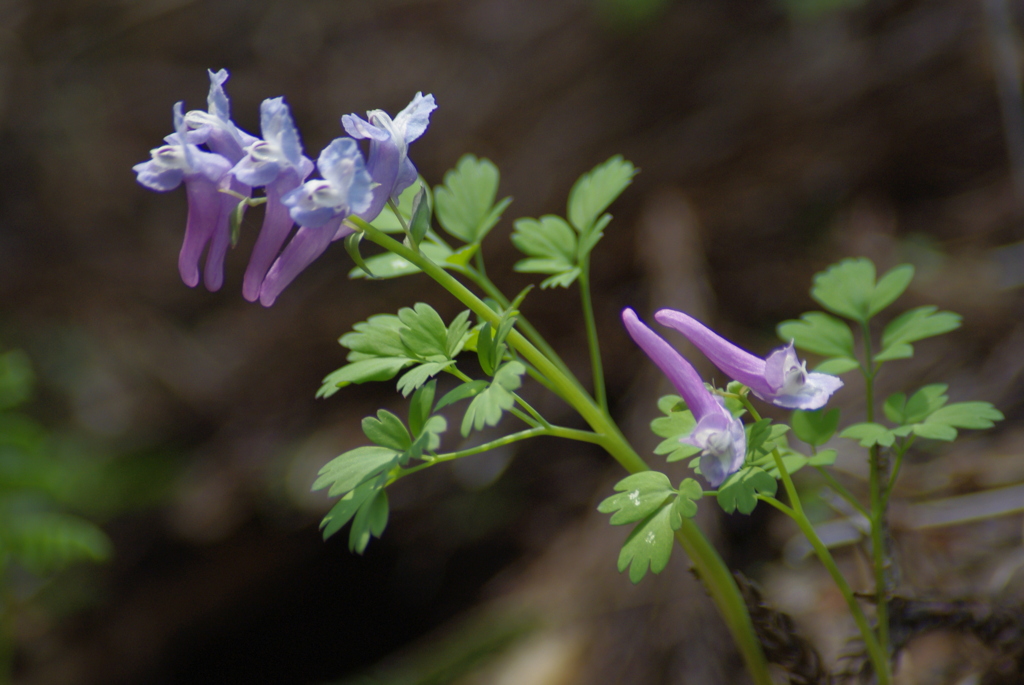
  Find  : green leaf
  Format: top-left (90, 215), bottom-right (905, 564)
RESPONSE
top-left (650, 407), bottom-right (700, 462)
top-left (869, 264), bottom-right (915, 316)
top-left (814, 357), bottom-right (860, 374)
top-left (367, 180), bottom-right (430, 233)
top-left (598, 471), bottom-right (675, 525)
top-left (350, 488), bottom-right (389, 554)
top-left (396, 361), bottom-right (452, 397)
top-left (317, 357), bottom-right (414, 397)
top-left (512, 215), bottom-right (578, 279)
top-left (344, 231), bottom-right (376, 278)
top-left (716, 467), bottom-right (777, 515)
top-left (877, 306), bottom-right (962, 361)
top-left (811, 258), bottom-right (878, 322)
top-left (362, 410), bottom-right (412, 451)
top-left (791, 408), bottom-right (840, 446)
top-left (745, 419), bottom-right (775, 456)
top-left (839, 422), bottom-right (895, 448)
top-left (539, 268), bottom-right (581, 290)
top-left (460, 361), bottom-right (525, 436)
top-left (657, 394), bottom-right (685, 414)
top-left (777, 312), bottom-right (855, 358)
top-left (313, 446), bottom-right (400, 496)
top-left (616, 502), bottom-right (674, 584)
top-left (808, 448), bottom-right (837, 466)
top-left (893, 384), bottom-right (949, 424)
top-left (910, 422), bottom-right (957, 441)
top-left (398, 303), bottom-right (450, 359)
top-left (320, 479), bottom-right (380, 540)
top-left (6, 512), bottom-right (112, 573)
top-left (408, 380), bottom-right (437, 438)
top-left (913, 401), bottom-right (1004, 440)
top-left (671, 478), bottom-right (703, 525)
top-left (764, 450), bottom-right (809, 478)
top-left (349, 241), bottom-right (454, 279)
top-left (0, 349), bottom-right (34, 410)
top-left (434, 154), bottom-right (511, 243)
top-left (407, 185), bottom-right (432, 248)
top-left (340, 314), bottom-right (407, 357)
top-left (444, 243), bottom-right (480, 268)
top-left (567, 156), bottom-right (637, 233)
top-left (436, 380), bottom-right (490, 411)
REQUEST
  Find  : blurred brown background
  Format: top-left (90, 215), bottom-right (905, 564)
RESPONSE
top-left (2, 0), bottom-right (1024, 682)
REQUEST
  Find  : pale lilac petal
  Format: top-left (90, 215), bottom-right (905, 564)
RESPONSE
top-left (684, 413), bottom-right (746, 488)
top-left (771, 373), bottom-right (845, 411)
top-left (179, 178), bottom-right (224, 288)
top-left (622, 309), bottom-right (720, 420)
top-left (394, 92), bottom-right (436, 143)
top-left (358, 134), bottom-right (400, 221)
top-left (655, 309), bottom-right (773, 398)
top-left (258, 217), bottom-right (342, 306)
top-left (393, 156), bottom-right (419, 201)
top-left (133, 154), bottom-right (184, 191)
top-left (242, 170), bottom-right (302, 301)
top-left (201, 188), bottom-right (237, 292)
top-left (341, 114), bottom-right (389, 141)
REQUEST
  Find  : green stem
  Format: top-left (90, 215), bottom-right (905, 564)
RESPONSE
top-left (741, 397), bottom-right (891, 683)
top-left (351, 217), bottom-right (773, 685)
top-left (861, 321), bottom-right (891, 655)
top-left (578, 257), bottom-right (608, 412)
top-left (461, 264), bottom-right (580, 393)
top-left (887, 436), bottom-right (915, 493)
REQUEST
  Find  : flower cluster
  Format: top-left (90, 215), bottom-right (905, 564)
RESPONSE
top-left (134, 70), bottom-right (436, 306)
top-left (623, 308), bottom-right (843, 487)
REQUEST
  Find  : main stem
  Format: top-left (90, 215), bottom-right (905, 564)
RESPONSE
top-left (861, 321), bottom-right (891, 654)
top-left (742, 398), bottom-right (891, 684)
top-left (578, 258), bottom-right (608, 412)
top-left (352, 218), bottom-right (773, 685)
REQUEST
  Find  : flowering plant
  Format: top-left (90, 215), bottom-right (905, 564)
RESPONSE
top-left (135, 71), bottom-right (1007, 685)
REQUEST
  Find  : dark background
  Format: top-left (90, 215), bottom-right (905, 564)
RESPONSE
top-left (3, 0), bottom-right (1024, 682)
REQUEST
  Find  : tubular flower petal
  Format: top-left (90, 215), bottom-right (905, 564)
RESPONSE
top-left (341, 92), bottom-right (436, 222)
top-left (228, 97), bottom-right (316, 302)
top-left (133, 102), bottom-right (235, 290)
top-left (623, 309), bottom-right (746, 487)
top-left (260, 137), bottom-right (373, 306)
top-left (654, 309), bottom-right (844, 411)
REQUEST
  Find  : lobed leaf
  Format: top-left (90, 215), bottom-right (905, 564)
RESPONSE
top-left (877, 306), bottom-right (961, 361)
top-left (716, 467), bottom-right (777, 515)
top-left (777, 312), bottom-right (855, 358)
top-left (567, 156), bottom-right (637, 233)
top-left (511, 215), bottom-right (578, 279)
top-left (349, 489), bottom-right (389, 554)
top-left (313, 446), bottom-right (400, 496)
top-left (811, 258), bottom-right (877, 323)
top-left (362, 410), bottom-right (412, 452)
top-left (434, 154), bottom-right (511, 243)
top-left (671, 478), bottom-right (703, 525)
top-left (459, 362), bottom-right (526, 436)
top-left (6, 512), bottom-right (112, 574)
top-left (791, 408), bottom-right (840, 447)
top-left (616, 502), bottom-right (675, 584)
top-left (869, 264), bottom-right (915, 316)
top-left (839, 422), bottom-right (895, 448)
top-left (598, 471), bottom-right (675, 525)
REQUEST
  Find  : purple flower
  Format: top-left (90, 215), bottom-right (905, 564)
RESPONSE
top-left (623, 309), bottom-right (746, 487)
top-left (341, 92), bottom-right (436, 222)
top-left (655, 309), bottom-right (843, 411)
top-left (229, 97), bottom-right (316, 302)
top-left (259, 137), bottom-right (373, 306)
top-left (181, 69), bottom-right (260, 165)
top-left (134, 102), bottom-right (236, 291)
